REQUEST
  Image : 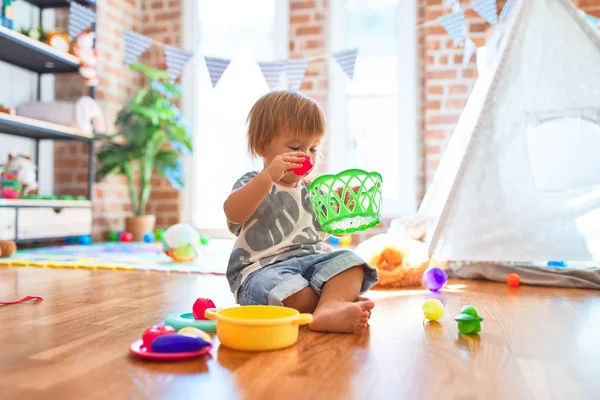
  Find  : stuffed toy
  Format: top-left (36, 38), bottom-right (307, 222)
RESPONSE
top-left (71, 29), bottom-right (99, 87)
top-left (355, 234), bottom-right (431, 289)
top-left (0, 241), bottom-right (16, 258)
top-left (6, 154), bottom-right (37, 196)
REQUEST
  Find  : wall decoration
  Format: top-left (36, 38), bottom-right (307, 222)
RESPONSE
top-left (333, 48), bottom-right (358, 80)
top-left (68, 2), bottom-right (96, 40)
top-left (258, 60), bottom-right (285, 91)
top-left (283, 58), bottom-right (310, 90)
top-left (124, 29), bottom-right (153, 66)
top-left (203, 56), bottom-right (231, 87)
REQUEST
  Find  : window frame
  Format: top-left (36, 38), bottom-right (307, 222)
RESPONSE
top-left (327, 0), bottom-right (419, 218)
top-left (181, 0), bottom-right (289, 238)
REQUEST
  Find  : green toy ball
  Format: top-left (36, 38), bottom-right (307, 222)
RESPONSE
top-left (200, 235), bottom-right (210, 246)
top-left (455, 305), bottom-right (483, 334)
top-left (107, 232), bottom-right (119, 242)
top-left (155, 229), bottom-right (165, 241)
top-left (76, 195), bottom-right (87, 201)
top-left (61, 194), bottom-right (74, 200)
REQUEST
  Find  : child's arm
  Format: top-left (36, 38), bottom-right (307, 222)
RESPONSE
top-left (224, 152), bottom-right (305, 226)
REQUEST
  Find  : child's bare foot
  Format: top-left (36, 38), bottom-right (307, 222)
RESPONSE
top-left (309, 300), bottom-right (374, 333)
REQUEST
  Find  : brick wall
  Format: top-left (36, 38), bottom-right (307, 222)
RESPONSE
top-left (53, 0), bottom-right (182, 240)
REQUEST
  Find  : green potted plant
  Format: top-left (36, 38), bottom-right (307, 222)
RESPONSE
top-left (95, 63), bottom-right (192, 241)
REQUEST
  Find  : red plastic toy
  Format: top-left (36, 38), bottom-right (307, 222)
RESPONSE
top-left (292, 155), bottom-right (313, 176)
top-left (119, 232), bottom-right (133, 243)
top-left (141, 325), bottom-right (176, 349)
top-left (506, 273), bottom-right (521, 287)
top-left (193, 298), bottom-right (216, 320)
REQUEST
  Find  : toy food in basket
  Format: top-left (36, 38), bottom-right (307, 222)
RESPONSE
top-left (354, 234), bottom-right (431, 289)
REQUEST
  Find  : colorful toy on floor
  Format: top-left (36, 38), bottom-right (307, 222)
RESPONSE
top-left (143, 232), bottom-right (155, 243)
top-left (329, 236), bottom-right (340, 245)
top-left (162, 223), bottom-right (202, 262)
top-left (77, 235), bottom-right (92, 245)
top-left (339, 236), bottom-right (352, 247)
top-left (165, 297), bottom-right (218, 332)
top-left (178, 327), bottom-right (212, 343)
top-left (193, 298), bottom-right (216, 320)
top-left (155, 229), bottom-right (165, 241)
top-left (107, 232), bottom-right (119, 242)
top-left (204, 305), bottom-right (312, 351)
top-left (506, 273), bottom-right (520, 287)
top-left (455, 305), bottom-right (483, 335)
top-left (200, 235), bottom-right (210, 246)
top-left (307, 169), bottom-right (383, 235)
top-left (422, 266), bottom-right (448, 292)
top-left (65, 237), bottom-right (77, 245)
top-left (142, 325), bottom-right (176, 349)
top-left (0, 240), bottom-right (16, 258)
top-left (119, 232), bottom-right (133, 243)
top-left (291, 155), bottom-right (313, 176)
top-left (130, 324), bottom-right (212, 361)
top-left (0, 295), bottom-right (43, 305)
top-left (547, 260), bottom-right (567, 268)
top-left (423, 298), bottom-right (444, 321)
top-left (425, 291), bottom-right (446, 306)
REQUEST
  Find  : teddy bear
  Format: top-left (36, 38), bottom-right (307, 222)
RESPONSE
top-left (71, 29), bottom-right (99, 87)
top-left (0, 241), bottom-right (16, 258)
top-left (5, 154), bottom-right (37, 196)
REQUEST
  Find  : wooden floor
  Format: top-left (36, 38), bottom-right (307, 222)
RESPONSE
top-left (1, 267), bottom-right (599, 400)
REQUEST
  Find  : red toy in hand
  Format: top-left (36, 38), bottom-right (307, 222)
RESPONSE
top-left (142, 325), bottom-right (176, 349)
top-left (292, 155), bottom-right (313, 176)
top-left (193, 298), bottom-right (216, 320)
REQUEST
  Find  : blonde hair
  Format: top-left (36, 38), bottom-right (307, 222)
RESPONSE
top-left (247, 90), bottom-right (325, 157)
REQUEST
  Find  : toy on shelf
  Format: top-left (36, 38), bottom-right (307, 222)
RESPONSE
top-left (1, 170), bottom-right (21, 199)
top-left (1, 0), bottom-right (14, 29)
top-left (422, 266), bottom-right (448, 292)
top-left (71, 30), bottom-right (99, 87)
top-left (155, 229), bottom-right (165, 241)
top-left (143, 232), bottom-right (155, 243)
top-left (164, 297), bottom-right (218, 332)
top-left (76, 195), bottom-right (87, 201)
top-left (0, 104), bottom-right (15, 114)
top-left (292, 155), bottom-right (313, 176)
top-left (354, 234), bottom-right (431, 289)
top-left (455, 305), bottom-right (483, 335)
top-left (162, 223), bottom-right (202, 262)
top-left (130, 324), bottom-right (212, 361)
top-left (6, 154), bottom-right (37, 196)
top-left (46, 31), bottom-right (70, 52)
top-left (65, 237), bottom-right (77, 245)
top-left (307, 169), bottom-right (383, 235)
top-left (0, 240), bottom-right (16, 258)
top-left (506, 273), bottom-right (520, 287)
top-left (423, 298), bottom-right (444, 321)
top-left (200, 235), bottom-right (210, 246)
top-left (119, 232), bottom-right (133, 243)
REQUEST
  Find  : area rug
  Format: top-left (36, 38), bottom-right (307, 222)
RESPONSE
top-left (0, 240), bottom-right (235, 275)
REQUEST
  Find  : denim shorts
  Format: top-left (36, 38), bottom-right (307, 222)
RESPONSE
top-left (236, 250), bottom-right (379, 306)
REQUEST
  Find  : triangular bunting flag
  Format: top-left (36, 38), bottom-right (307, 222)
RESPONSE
top-left (164, 44), bottom-right (193, 82)
top-left (472, 0), bottom-right (498, 26)
top-left (499, 0), bottom-right (518, 21)
top-left (68, 2), bottom-right (97, 39)
top-left (438, 9), bottom-right (466, 46)
top-left (204, 56), bottom-right (231, 88)
top-left (258, 60), bottom-right (285, 91)
top-left (284, 58), bottom-right (309, 90)
top-left (584, 13), bottom-right (600, 30)
top-left (333, 48), bottom-right (358, 80)
top-left (124, 30), bottom-right (153, 66)
top-left (462, 38), bottom-right (477, 68)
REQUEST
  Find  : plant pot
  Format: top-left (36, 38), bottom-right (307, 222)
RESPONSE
top-left (125, 215), bottom-right (156, 242)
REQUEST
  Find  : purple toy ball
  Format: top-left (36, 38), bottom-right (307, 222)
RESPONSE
top-left (422, 266), bottom-right (448, 292)
top-left (425, 290), bottom-right (447, 306)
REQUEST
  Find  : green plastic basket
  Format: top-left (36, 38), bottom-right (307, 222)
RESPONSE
top-left (307, 169), bottom-right (383, 235)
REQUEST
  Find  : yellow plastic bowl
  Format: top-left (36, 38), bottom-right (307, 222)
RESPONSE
top-left (204, 306), bottom-right (312, 352)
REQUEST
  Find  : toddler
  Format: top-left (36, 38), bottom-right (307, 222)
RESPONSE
top-left (224, 90), bottom-right (378, 333)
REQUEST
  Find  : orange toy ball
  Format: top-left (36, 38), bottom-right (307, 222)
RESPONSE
top-left (506, 273), bottom-right (521, 287)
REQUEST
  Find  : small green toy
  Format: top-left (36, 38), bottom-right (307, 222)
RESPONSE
top-left (60, 194), bottom-right (74, 200)
top-left (455, 305), bottom-right (483, 334)
top-left (200, 235), bottom-right (210, 246)
top-left (76, 195), bottom-right (87, 201)
top-left (107, 232), bottom-right (119, 242)
top-left (155, 229), bottom-right (165, 241)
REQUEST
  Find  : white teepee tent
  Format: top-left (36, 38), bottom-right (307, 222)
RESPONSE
top-left (418, 0), bottom-right (600, 287)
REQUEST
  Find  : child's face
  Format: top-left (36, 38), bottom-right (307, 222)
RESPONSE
top-left (263, 130), bottom-right (322, 185)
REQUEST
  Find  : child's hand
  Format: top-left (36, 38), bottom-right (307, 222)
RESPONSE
top-left (335, 186), bottom-right (360, 212)
top-left (265, 152), bottom-right (306, 182)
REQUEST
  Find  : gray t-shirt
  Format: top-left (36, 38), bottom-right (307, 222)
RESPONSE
top-left (226, 171), bottom-right (333, 294)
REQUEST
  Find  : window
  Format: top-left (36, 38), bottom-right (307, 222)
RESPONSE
top-left (189, 1), bottom-right (288, 236)
top-left (328, 0), bottom-right (418, 217)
